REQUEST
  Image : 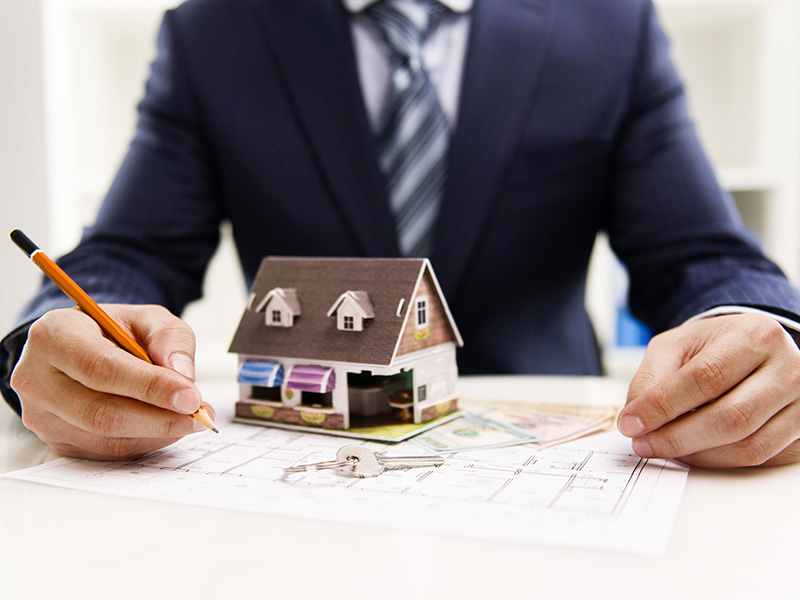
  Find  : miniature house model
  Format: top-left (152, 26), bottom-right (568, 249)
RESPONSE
top-left (229, 257), bottom-right (464, 431)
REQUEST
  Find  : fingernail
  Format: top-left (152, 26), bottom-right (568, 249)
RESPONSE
top-left (171, 388), bottom-right (200, 413)
top-left (632, 437), bottom-right (653, 458)
top-left (618, 414), bottom-right (645, 437)
top-left (170, 353), bottom-right (195, 381)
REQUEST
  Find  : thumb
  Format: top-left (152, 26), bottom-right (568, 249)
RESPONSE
top-left (617, 330), bottom-right (689, 437)
top-left (625, 326), bottom-right (694, 404)
top-left (107, 304), bottom-right (198, 382)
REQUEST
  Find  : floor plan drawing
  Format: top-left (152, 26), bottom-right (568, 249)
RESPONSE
top-left (2, 423), bottom-right (688, 556)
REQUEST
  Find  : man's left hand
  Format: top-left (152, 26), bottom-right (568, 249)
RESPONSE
top-left (618, 313), bottom-right (800, 467)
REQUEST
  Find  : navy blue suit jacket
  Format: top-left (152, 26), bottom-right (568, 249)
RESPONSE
top-left (4, 0), bottom-right (800, 412)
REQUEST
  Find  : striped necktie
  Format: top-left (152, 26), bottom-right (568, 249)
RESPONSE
top-left (365, 0), bottom-right (450, 258)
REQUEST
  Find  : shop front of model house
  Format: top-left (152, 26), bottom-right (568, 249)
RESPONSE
top-left (229, 257), bottom-right (464, 431)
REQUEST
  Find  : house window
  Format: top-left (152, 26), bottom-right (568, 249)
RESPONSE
top-left (300, 391), bottom-right (334, 409)
top-left (251, 385), bottom-right (281, 402)
top-left (271, 310), bottom-right (282, 324)
top-left (415, 296), bottom-right (429, 329)
top-left (343, 315), bottom-right (354, 330)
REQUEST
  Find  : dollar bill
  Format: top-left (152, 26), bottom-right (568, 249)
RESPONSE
top-left (413, 399), bottom-right (619, 453)
top-left (411, 412), bottom-right (541, 453)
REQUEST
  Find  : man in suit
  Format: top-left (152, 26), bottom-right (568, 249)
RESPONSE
top-left (4, 0), bottom-right (800, 466)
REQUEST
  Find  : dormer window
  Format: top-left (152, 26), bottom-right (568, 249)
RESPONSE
top-left (327, 291), bottom-right (374, 332)
top-left (254, 287), bottom-right (301, 327)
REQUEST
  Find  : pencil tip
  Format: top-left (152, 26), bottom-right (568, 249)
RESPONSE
top-left (212, 427), bottom-right (219, 433)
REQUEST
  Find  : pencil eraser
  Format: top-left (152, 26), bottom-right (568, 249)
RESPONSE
top-left (10, 229), bottom-right (39, 257)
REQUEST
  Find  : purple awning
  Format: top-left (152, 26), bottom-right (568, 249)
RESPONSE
top-left (286, 365), bottom-right (336, 393)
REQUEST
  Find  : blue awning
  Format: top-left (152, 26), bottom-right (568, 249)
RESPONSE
top-left (238, 360), bottom-right (284, 387)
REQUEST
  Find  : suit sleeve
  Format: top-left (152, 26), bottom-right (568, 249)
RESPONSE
top-left (1, 10), bottom-right (223, 414)
top-left (607, 1), bottom-right (800, 333)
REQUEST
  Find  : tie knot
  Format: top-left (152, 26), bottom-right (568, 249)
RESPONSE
top-left (365, 0), bottom-right (446, 67)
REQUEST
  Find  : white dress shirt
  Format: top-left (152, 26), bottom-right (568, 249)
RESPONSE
top-left (342, 0), bottom-right (472, 131)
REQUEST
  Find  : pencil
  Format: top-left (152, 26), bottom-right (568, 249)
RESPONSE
top-left (9, 229), bottom-right (218, 433)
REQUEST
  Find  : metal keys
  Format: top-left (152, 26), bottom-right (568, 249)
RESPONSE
top-left (284, 444), bottom-right (444, 478)
top-left (337, 445), bottom-right (444, 478)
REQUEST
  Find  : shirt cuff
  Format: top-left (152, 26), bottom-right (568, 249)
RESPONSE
top-left (1, 322), bottom-right (32, 416)
top-left (682, 305), bottom-right (800, 335)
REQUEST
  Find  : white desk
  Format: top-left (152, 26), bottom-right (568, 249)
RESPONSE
top-left (1, 376), bottom-right (798, 600)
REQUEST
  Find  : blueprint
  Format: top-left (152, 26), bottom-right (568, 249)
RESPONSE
top-left (1, 422), bottom-right (688, 556)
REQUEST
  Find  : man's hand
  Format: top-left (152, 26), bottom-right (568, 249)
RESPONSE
top-left (617, 313), bottom-right (800, 468)
top-left (10, 304), bottom-right (215, 461)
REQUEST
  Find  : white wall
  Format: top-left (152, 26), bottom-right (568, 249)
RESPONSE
top-left (0, 0), bottom-right (49, 334)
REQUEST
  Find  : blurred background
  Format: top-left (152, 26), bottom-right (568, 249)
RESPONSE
top-left (1, 0), bottom-right (799, 381)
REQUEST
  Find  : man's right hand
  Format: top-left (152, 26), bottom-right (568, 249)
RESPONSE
top-left (10, 304), bottom-right (215, 460)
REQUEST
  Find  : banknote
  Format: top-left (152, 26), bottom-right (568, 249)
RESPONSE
top-left (413, 400), bottom-right (619, 453)
top-left (479, 403), bottom-right (617, 449)
top-left (411, 412), bottom-right (541, 453)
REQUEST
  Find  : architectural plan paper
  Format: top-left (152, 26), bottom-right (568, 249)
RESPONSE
top-left (1, 423), bottom-right (688, 556)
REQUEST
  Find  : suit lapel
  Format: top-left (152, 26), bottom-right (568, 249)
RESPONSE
top-left (257, 0), bottom-right (399, 257)
top-left (433, 0), bottom-right (555, 298)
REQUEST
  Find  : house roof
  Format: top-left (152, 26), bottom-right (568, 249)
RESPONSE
top-left (229, 257), bottom-right (462, 366)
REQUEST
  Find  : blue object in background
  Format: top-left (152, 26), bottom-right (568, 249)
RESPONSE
top-left (616, 305), bottom-right (652, 347)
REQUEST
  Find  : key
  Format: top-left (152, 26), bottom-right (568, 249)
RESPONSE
top-left (335, 444), bottom-right (444, 478)
top-left (283, 459), bottom-right (354, 475)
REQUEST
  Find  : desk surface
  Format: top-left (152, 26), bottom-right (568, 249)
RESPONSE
top-left (1, 376), bottom-right (798, 600)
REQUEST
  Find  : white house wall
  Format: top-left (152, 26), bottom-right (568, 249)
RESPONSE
top-left (388, 344), bottom-right (458, 422)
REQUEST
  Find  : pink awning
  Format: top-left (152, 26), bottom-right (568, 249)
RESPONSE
top-left (286, 365), bottom-right (336, 393)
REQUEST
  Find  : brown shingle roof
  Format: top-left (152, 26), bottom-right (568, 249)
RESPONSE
top-left (229, 257), bottom-right (442, 365)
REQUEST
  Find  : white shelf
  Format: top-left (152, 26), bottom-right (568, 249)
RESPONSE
top-left (717, 168), bottom-right (777, 192)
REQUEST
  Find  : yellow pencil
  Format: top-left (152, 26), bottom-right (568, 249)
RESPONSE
top-left (10, 229), bottom-right (218, 433)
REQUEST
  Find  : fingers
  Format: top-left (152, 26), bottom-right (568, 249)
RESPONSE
top-left (629, 362), bottom-right (794, 461)
top-left (116, 304), bottom-right (198, 381)
top-left (10, 305), bottom-right (215, 461)
top-left (622, 318), bottom-right (773, 435)
top-left (27, 370), bottom-right (204, 439)
top-left (621, 315), bottom-right (786, 434)
top-left (674, 403), bottom-right (800, 468)
top-left (618, 314), bottom-right (800, 467)
top-left (27, 307), bottom-right (202, 415)
top-left (28, 411), bottom-right (188, 461)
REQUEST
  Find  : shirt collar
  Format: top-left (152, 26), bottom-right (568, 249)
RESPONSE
top-left (343, 0), bottom-right (472, 14)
